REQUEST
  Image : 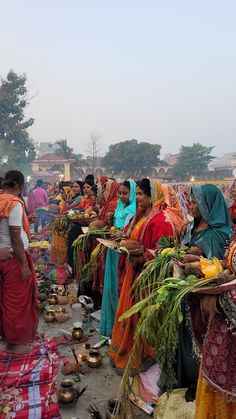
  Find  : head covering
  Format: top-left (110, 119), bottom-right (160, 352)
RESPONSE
top-left (97, 176), bottom-right (108, 186)
top-left (162, 184), bottom-right (186, 239)
top-left (114, 179), bottom-right (137, 229)
top-left (149, 180), bottom-right (165, 207)
top-left (140, 180), bottom-right (166, 240)
top-left (99, 180), bottom-right (119, 221)
top-left (102, 179), bottom-right (114, 202)
top-left (0, 194), bottom-right (31, 238)
top-left (191, 184), bottom-right (232, 259)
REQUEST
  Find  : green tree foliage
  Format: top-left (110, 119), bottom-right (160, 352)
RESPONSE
top-left (0, 70), bottom-right (35, 174)
top-left (103, 139), bottom-right (161, 177)
top-left (56, 139), bottom-right (74, 158)
top-left (173, 143), bottom-right (215, 180)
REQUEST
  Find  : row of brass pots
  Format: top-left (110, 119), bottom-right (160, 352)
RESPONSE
top-left (47, 293), bottom-right (58, 305)
top-left (44, 309), bottom-right (55, 322)
top-left (72, 327), bottom-right (84, 342)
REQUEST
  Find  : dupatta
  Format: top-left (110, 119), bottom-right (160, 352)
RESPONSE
top-left (162, 184), bottom-right (186, 239)
top-left (114, 179), bottom-right (136, 229)
top-left (0, 193), bottom-right (30, 238)
top-left (99, 180), bottom-right (119, 221)
top-left (191, 184), bottom-right (232, 259)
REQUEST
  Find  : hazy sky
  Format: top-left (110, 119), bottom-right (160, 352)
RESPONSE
top-left (1, 0), bottom-right (236, 157)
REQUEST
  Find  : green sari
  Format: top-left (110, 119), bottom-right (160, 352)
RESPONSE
top-left (191, 184), bottom-right (232, 259)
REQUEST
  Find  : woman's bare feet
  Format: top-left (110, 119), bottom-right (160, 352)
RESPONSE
top-left (4, 342), bottom-right (32, 354)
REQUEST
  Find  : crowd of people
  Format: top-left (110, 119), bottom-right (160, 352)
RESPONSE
top-left (0, 170), bottom-right (236, 418)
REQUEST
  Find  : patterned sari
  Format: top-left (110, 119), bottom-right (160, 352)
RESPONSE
top-left (99, 180), bottom-right (137, 337)
top-left (109, 181), bottom-right (173, 371)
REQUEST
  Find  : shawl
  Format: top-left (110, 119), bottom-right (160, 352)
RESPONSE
top-left (139, 180), bottom-right (165, 241)
top-left (0, 193), bottom-right (31, 238)
top-left (190, 289), bottom-right (236, 398)
top-left (191, 184), bottom-right (232, 259)
top-left (162, 184), bottom-right (186, 239)
top-left (78, 195), bottom-right (94, 211)
top-left (97, 175), bottom-right (108, 186)
top-left (114, 179), bottom-right (136, 230)
top-left (100, 181), bottom-right (119, 221)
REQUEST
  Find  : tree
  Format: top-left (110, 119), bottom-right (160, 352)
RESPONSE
top-left (0, 70), bottom-right (36, 174)
top-left (102, 139), bottom-right (162, 177)
top-left (56, 139), bottom-right (74, 158)
top-left (86, 131), bottom-right (102, 174)
top-left (173, 143), bottom-right (215, 180)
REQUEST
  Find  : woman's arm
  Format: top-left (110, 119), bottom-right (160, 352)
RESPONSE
top-left (10, 227), bottom-right (31, 279)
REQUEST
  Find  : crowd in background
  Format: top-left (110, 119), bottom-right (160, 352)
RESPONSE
top-left (0, 171), bottom-right (236, 418)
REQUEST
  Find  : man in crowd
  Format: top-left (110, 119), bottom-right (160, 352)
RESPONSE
top-left (33, 179), bottom-right (48, 233)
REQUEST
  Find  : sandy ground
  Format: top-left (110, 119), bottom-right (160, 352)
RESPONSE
top-left (39, 306), bottom-right (149, 419)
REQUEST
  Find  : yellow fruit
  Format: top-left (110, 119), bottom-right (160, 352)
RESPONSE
top-left (161, 248), bottom-right (173, 256)
top-left (200, 257), bottom-right (223, 279)
top-left (84, 213), bottom-right (90, 219)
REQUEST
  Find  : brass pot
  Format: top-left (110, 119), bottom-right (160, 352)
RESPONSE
top-left (44, 309), bottom-right (55, 322)
top-left (58, 379), bottom-right (78, 404)
top-left (48, 293), bottom-right (58, 305)
top-left (72, 327), bottom-right (84, 342)
top-left (87, 349), bottom-right (102, 368)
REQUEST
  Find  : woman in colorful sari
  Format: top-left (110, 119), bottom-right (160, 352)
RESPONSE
top-left (176, 184), bottom-right (232, 403)
top-left (67, 180), bottom-right (84, 209)
top-left (183, 187), bottom-right (233, 418)
top-left (67, 180), bottom-right (97, 271)
top-left (110, 179), bottom-right (175, 372)
top-left (99, 180), bottom-right (137, 337)
top-left (0, 171), bottom-right (39, 353)
top-left (162, 184), bottom-right (186, 240)
top-left (91, 180), bottom-right (119, 294)
top-left (229, 180), bottom-right (236, 231)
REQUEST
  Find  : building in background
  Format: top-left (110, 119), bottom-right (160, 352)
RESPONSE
top-left (37, 142), bottom-right (60, 157)
top-left (208, 152), bottom-right (236, 180)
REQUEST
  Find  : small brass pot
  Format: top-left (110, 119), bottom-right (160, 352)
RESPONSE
top-left (44, 309), bottom-right (55, 322)
top-left (87, 349), bottom-right (102, 368)
top-left (58, 379), bottom-right (78, 404)
top-left (48, 293), bottom-right (58, 305)
top-left (72, 327), bottom-right (84, 342)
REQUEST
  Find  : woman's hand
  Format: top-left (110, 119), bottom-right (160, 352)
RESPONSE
top-left (217, 269), bottom-right (236, 284)
top-left (182, 254), bottom-right (201, 263)
top-left (186, 246), bottom-right (203, 256)
top-left (28, 214), bottom-right (36, 224)
top-left (89, 220), bottom-right (106, 229)
top-left (183, 261), bottom-right (203, 277)
top-left (21, 261), bottom-right (31, 280)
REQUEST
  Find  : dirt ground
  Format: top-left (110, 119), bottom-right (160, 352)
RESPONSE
top-left (39, 307), bottom-right (149, 419)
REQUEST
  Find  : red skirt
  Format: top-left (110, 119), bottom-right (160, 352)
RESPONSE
top-left (0, 252), bottom-right (39, 344)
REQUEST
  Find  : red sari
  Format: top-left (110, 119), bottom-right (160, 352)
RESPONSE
top-left (0, 194), bottom-right (39, 345)
top-left (110, 210), bottom-right (173, 371)
top-left (92, 181), bottom-right (119, 294)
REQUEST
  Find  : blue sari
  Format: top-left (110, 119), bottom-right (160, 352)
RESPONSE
top-left (99, 180), bottom-right (136, 337)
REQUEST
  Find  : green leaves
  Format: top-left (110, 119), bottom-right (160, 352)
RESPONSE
top-left (0, 70), bottom-right (36, 174)
top-left (102, 139), bottom-right (161, 177)
top-left (173, 142), bottom-right (215, 181)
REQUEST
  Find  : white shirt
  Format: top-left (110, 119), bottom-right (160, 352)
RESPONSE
top-left (0, 203), bottom-right (29, 249)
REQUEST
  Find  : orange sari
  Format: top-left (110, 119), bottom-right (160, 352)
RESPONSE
top-left (109, 216), bottom-right (146, 372)
top-left (110, 212), bottom-right (173, 371)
